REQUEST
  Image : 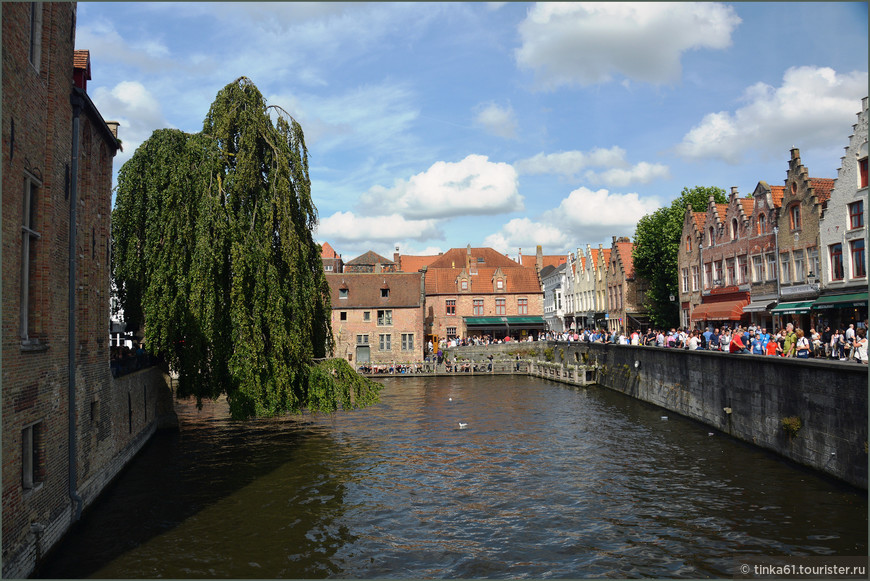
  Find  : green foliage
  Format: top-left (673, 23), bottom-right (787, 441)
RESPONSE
top-left (633, 186), bottom-right (727, 328)
top-left (112, 77), bottom-right (372, 420)
top-left (543, 347), bottom-right (554, 362)
top-left (781, 416), bottom-right (802, 438)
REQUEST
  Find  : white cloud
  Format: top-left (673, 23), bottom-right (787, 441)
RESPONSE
top-left (358, 154), bottom-right (523, 219)
top-left (316, 211), bottom-right (442, 244)
top-left (484, 218), bottom-right (570, 254)
top-left (676, 66), bottom-right (869, 163)
top-left (583, 162), bottom-right (671, 187)
top-left (473, 102), bottom-right (518, 139)
top-left (545, 187), bottom-right (661, 228)
top-left (515, 2), bottom-right (741, 89)
top-left (90, 81), bottom-right (172, 167)
top-left (516, 147), bottom-right (628, 175)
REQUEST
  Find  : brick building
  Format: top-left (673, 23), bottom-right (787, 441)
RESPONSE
top-left (769, 149), bottom-right (834, 331)
top-left (605, 237), bottom-right (648, 334)
top-left (0, 3), bottom-right (144, 577)
top-left (677, 206), bottom-right (706, 329)
top-left (816, 97), bottom-right (868, 330)
top-left (423, 246), bottom-right (545, 342)
top-left (320, 241), bottom-right (343, 273)
top-left (343, 250), bottom-right (396, 273)
top-left (325, 272), bottom-right (424, 365)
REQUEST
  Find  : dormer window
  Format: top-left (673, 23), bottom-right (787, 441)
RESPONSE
top-left (496, 279), bottom-right (504, 290)
top-left (460, 279), bottom-right (468, 291)
top-left (381, 288), bottom-right (389, 298)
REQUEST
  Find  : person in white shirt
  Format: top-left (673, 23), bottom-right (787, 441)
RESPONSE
top-left (845, 324), bottom-right (856, 360)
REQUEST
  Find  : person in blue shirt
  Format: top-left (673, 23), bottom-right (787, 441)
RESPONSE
top-left (750, 331), bottom-right (765, 355)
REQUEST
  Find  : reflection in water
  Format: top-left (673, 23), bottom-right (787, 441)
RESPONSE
top-left (37, 376), bottom-right (866, 579)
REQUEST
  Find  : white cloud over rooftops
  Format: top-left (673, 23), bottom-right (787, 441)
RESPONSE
top-left (316, 211), bottom-right (442, 244)
top-left (676, 66), bottom-right (869, 163)
top-left (515, 2), bottom-right (741, 89)
top-left (358, 154), bottom-right (524, 220)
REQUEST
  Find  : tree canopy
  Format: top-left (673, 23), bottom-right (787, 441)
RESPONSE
top-left (632, 186), bottom-right (727, 329)
top-left (112, 77), bottom-right (381, 419)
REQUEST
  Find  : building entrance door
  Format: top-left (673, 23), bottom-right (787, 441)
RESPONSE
top-left (356, 345), bottom-right (370, 364)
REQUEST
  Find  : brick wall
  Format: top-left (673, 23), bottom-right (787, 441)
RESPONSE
top-left (332, 305), bottom-right (424, 364)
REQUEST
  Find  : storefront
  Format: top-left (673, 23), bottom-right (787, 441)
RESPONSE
top-left (742, 294), bottom-right (777, 330)
top-left (770, 301), bottom-right (814, 331)
top-left (463, 316), bottom-right (547, 341)
top-left (811, 292), bottom-right (868, 332)
top-left (690, 288), bottom-right (750, 329)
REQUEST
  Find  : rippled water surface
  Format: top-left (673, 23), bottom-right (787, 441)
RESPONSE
top-left (38, 376), bottom-right (866, 578)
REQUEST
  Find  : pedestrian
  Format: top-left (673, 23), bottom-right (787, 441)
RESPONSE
top-left (809, 328), bottom-right (821, 358)
top-left (854, 328), bottom-right (868, 364)
top-left (845, 324), bottom-right (856, 360)
top-left (729, 329), bottom-right (749, 354)
top-left (821, 325), bottom-right (833, 358)
top-left (766, 332), bottom-right (779, 356)
top-left (795, 329), bottom-right (811, 359)
top-left (782, 323), bottom-right (797, 357)
top-left (750, 331), bottom-right (765, 355)
top-left (776, 329), bottom-right (787, 356)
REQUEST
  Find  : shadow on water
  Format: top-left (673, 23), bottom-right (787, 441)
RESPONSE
top-left (36, 396), bottom-right (355, 579)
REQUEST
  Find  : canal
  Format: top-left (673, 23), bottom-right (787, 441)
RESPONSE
top-left (37, 376), bottom-right (866, 578)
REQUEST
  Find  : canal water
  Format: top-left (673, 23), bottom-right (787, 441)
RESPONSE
top-left (38, 376), bottom-right (866, 579)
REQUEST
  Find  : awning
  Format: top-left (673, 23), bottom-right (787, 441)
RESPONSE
top-left (743, 300), bottom-right (776, 313)
top-left (691, 299), bottom-right (748, 321)
top-left (770, 301), bottom-right (814, 315)
top-left (463, 316), bottom-right (546, 328)
top-left (811, 292), bottom-right (868, 310)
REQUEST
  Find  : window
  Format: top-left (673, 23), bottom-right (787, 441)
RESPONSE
top-left (860, 157), bottom-right (868, 189)
top-left (752, 255), bottom-right (764, 283)
top-left (446, 327), bottom-right (457, 339)
top-left (691, 266), bottom-right (699, 291)
top-left (830, 244), bottom-right (844, 281)
top-left (849, 201), bottom-right (864, 229)
top-left (757, 214), bottom-right (766, 235)
top-left (725, 258), bottom-right (735, 286)
top-left (681, 268), bottom-right (689, 293)
top-left (401, 333), bottom-right (414, 351)
top-left (445, 299), bottom-right (456, 315)
top-left (808, 247), bottom-right (820, 280)
top-left (714, 260), bottom-right (723, 284)
top-left (356, 334), bottom-right (369, 345)
top-left (363, 311), bottom-right (370, 322)
top-left (708, 227), bottom-right (715, 246)
top-left (378, 334), bottom-right (391, 351)
top-left (495, 297), bottom-right (505, 315)
top-left (377, 310), bottom-right (392, 326)
top-left (496, 279), bottom-right (504, 290)
top-left (731, 218), bottom-right (739, 240)
top-left (325, 265), bottom-right (333, 272)
top-left (518, 297), bottom-right (528, 315)
top-left (460, 279), bottom-right (468, 291)
top-left (339, 311), bottom-right (347, 321)
top-left (766, 253), bottom-right (777, 281)
top-left (473, 299), bottom-right (484, 316)
top-left (29, 3), bottom-right (43, 71)
top-left (738, 255), bottom-right (748, 284)
top-left (686, 236), bottom-right (692, 252)
top-left (21, 174), bottom-right (40, 341)
top-left (22, 421), bottom-right (42, 490)
top-left (381, 288), bottom-right (389, 298)
top-left (339, 288), bottom-right (348, 299)
top-left (851, 239), bottom-right (866, 278)
top-left (793, 250), bottom-right (805, 283)
top-left (780, 253), bottom-right (791, 283)
top-left (704, 262), bottom-right (712, 289)
top-left (789, 204), bottom-right (801, 230)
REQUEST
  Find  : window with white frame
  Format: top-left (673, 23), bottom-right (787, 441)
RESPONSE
top-left (681, 268), bottom-right (689, 293)
top-left (725, 258), bottom-right (735, 286)
top-left (731, 218), bottom-right (739, 240)
top-left (21, 173), bottom-right (41, 341)
top-left (808, 247), bottom-right (820, 280)
top-left (446, 327), bottom-right (457, 339)
top-left (780, 253), bottom-right (791, 283)
top-left (766, 253), bottom-right (777, 281)
top-left (704, 262), bottom-right (712, 289)
top-left (752, 255), bottom-right (764, 283)
top-left (793, 250), bottom-right (805, 283)
top-left (473, 298), bottom-right (484, 316)
top-left (714, 260), bottom-right (723, 284)
top-left (738, 255), bottom-right (748, 284)
top-left (691, 266), bottom-right (699, 291)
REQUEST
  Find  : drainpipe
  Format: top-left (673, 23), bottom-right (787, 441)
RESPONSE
top-left (68, 92), bottom-right (84, 521)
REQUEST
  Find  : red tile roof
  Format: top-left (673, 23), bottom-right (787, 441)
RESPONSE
top-left (770, 186), bottom-right (785, 208)
top-left (326, 272), bottom-right (422, 308)
top-left (612, 242), bottom-right (635, 279)
top-left (520, 254), bottom-right (566, 269)
top-left (692, 211), bottom-right (706, 232)
top-left (739, 198), bottom-right (754, 216)
top-left (715, 203), bottom-right (728, 222)
top-left (810, 178), bottom-right (835, 203)
top-left (424, 247), bottom-right (541, 295)
top-left (398, 254), bottom-right (439, 272)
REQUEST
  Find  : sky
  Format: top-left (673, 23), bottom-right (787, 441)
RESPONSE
top-left (77, 2), bottom-right (869, 262)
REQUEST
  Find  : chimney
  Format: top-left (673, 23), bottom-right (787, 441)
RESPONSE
top-left (393, 245), bottom-right (400, 265)
top-left (105, 121), bottom-right (120, 139)
top-left (612, 236), bottom-right (617, 245)
top-left (518, 247), bottom-right (523, 265)
top-left (536, 245), bottom-right (543, 273)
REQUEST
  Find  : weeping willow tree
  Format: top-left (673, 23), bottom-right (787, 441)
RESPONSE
top-left (112, 77), bottom-right (381, 419)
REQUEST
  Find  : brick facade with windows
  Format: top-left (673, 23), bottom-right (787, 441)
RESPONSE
top-left (326, 272), bottom-right (424, 365)
top-left (605, 237), bottom-right (648, 334)
top-left (0, 5), bottom-right (166, 578)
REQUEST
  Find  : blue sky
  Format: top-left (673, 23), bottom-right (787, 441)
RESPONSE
top-left (77, 2), bottom-right (868, 261)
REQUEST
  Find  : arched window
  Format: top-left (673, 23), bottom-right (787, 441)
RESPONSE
top-left (686, 235), bottom-right (692, 252)
top-left (757, 214), bottom-right (766, 235)
top-left (708, 227), bottom-right (715, 246)
top-left (731, 218), bottom-right (739, 240)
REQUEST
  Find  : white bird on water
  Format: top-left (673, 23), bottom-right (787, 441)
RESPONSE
top-left (458, 422), bottom-right (468, 429)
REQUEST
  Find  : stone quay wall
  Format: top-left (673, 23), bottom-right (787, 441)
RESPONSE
top-left (447, 341), bottom-right (867, 489)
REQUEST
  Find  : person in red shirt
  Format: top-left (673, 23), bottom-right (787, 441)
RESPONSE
top-left (729, 330), bottom-right (749, 354)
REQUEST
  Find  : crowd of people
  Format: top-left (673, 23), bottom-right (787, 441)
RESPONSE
top-left (534, 323), bottom-right (868, 364)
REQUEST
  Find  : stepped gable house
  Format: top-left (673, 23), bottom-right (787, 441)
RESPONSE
top-left (3, 3), bottom-right (125, 578)
top-left (424, 246), bottom-right (545, 342)
top-left (320, 241), bottom-right (343, 273)
top-left (605, 237), bottom-right (648, 334)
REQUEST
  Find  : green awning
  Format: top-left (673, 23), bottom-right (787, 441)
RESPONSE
top-left (812, 292), bottom-right (868, 310)
top-left (463, 316), bottom-right (546, 326)
top-left (770, 301), bottom-right (814, 315)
